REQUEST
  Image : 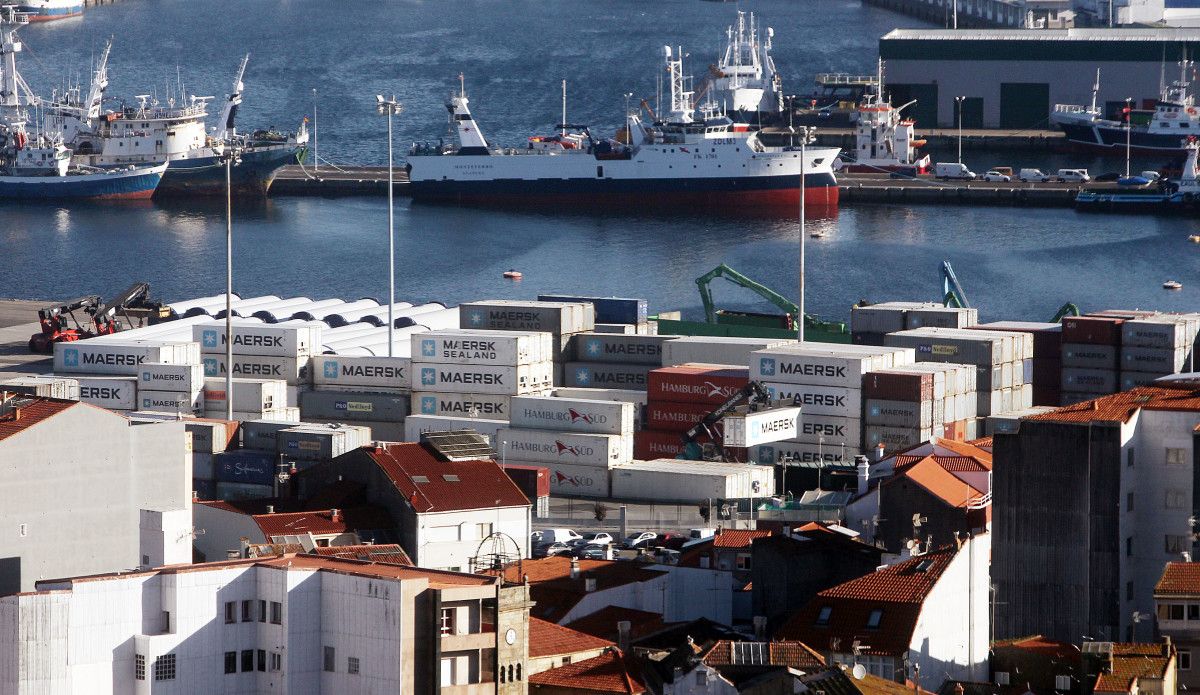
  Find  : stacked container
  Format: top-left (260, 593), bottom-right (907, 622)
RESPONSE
top-left (276, 423), bottom-right (374, 471)
top-left (967, 321), bottom-right (1062, 406)
top-left (662, 336), bottom-right (794, 369)
top-left (202, 377), bottom-right (295, 421)
top-left (563, 333), bottom-right (672, 390)
top-left (496, 394), bottom-right (637, 498)
top-left (537, 294), bottom-right (652, 334)
top-left (458, 300), bottom-right (595, 385)
top-left (637, 364), bottom-right (750, 461)
top-left (2, 375), bottom-right (80, 400)
top-left (187, 418), bottom-right (237, 499)
top-left (862, 362), bottom-right (978, 452)
top-left (1119, 314), bottom-right (1200, 390)
top-left (53, 340), bottom-right (201, 412)
top-left (137, 362), bottom-right (205, 415)
top-left (193, 321), bottom-right (321, 408)
top-left (306, 352), bottom-right (413, 441)
top-left (1060, 315), bottom-right (1125, 403)
top-left (851, 302), bottom-right (978, 345)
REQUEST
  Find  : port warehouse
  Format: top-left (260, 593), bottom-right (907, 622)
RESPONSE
top-left (879, 28), bottom-right (1200, 129)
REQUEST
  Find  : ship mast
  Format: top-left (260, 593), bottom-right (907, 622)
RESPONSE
top-left (84, 39), bottom-right (111, 122)
top-left (0, 7), bottom-right (35, 111)
top-left (561, 79), bottom-right (566, 138)
top-left (216, 53), bottom-right (249, 140)
top-left (664, 46), bottom-right (694, 123)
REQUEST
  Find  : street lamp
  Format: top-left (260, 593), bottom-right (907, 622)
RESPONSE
top-left (792, 125), bottom-right (814, 343)
top-left (221, 144), bottom-right (242, 420)
top-left (1124, 97), bottom-right (1133, 178)
top-left (312, 88), bottom-right (318, 173)
top-left (955, 96), bottom-right (966, 164)
top-left (376, 94), bottom-right (402, 357)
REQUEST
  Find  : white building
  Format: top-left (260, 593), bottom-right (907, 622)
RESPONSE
top-left (0, 396), bottom-right (191, 593)
top-left (192, 502), bottom-right (396, 562)
top-left (0, 553), bottom-right (534, 695)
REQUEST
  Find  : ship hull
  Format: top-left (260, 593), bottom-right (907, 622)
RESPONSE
top-left (16, 2), bottom-right (82, 20)
top-left (155, 145), bottom-right (304, 197)
top-left (1057, 121), bottom-right (1191, 154)
top-left (0, 167), bottom-right (163, 200)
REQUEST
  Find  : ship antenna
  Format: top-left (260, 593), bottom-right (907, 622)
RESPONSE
top-left (459, 72), bottom-right (465, 99)
top-left (562, 78), bottom-right (567, 138)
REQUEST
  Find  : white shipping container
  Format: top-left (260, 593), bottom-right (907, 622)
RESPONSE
top-left (895, 362), bottom-right (976, 396)
top-left (277, 424), bottom-right (374, 461)
top-left (201, 353), bottom-right (311, 386)
top-left (412, 361), bottom-right (554, 395)
top-left (54, 340), bottom-right (199, 376)
top-left (543, 461), bottom-right (611, 498)
top-left (662, 336), bottom-right (796, 368)
top-left (1, 375), bottom-right (79, 400)
top-left (193, 322), bottom-right (321, 358)
top-left (138, 389), bottom-right (202, 414)
top-left (864, 424), bottom-right (935, 452)
top-left (509, 395), bottom-right (634, 435)
top-left (610, 460), bottom-right (775, 501)
top-left (402, 414), bottom-right (508, 443)
top-left (139, 362), bottom-right (205, 395)
top-left (750, 441), bottom-right (863, 465)
top-left (411, 391), bottom-right (513, 418)
top-left (865, 399), bottom-right (933, 429)
top-left (750, 345), bottom-right (914, 388)
top-left (976, 389), bottom-right (1005, 416)
top-left (553, 387), bottom-right (648, 406)
top-left (904, 306), bottom-right (979, 329)
top-left (1122, 316), bottom-right (1200, 349)
top-left (496, 428), bottom-right (632, 467)
top-left (412, 329), bottom-right (552, 365)
top-left (311, 354), bottom-right (411, 389)
top-left (761, 382), bottom-right (862, 418)
top-left (793, 413), bottom-right (862, 447)
top-left (203, 377), bottom-right (288, 413)
top-left (232, 407), bottom-right (300, 423)
top-left (460, 300), bottom-right (595, 334)
top-left (75, 375), bottom-right (137, 410)
top-left (723, 407), bottom-right (801, 448)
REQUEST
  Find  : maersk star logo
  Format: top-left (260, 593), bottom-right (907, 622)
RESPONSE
top-left (323, 361), bottom-right (339, 379)
top-left (757, 446), bottom-right (775, 465)
top-left (585, 338), bottom-right (603, 357)
top-left (421, 396), bottom-right (437, 414)
top-left (468, 311), bottom-right (484, 326)
top-left (203, 358), bottom-right (219, 376)
top-left (420, 368), bottom-right (436, 387)
top-left (141, 371), bottom-right (151, 382)
top-left (63, 348), bottom-right (79, 367)
top-left (574, 367), bottom-right (591, 385)
top-left (759, 357), bottom-right (775, 377)
top-left (201, 330), bottom-right (219, 348)
top-left (421, 339), bottom-right (436, 357)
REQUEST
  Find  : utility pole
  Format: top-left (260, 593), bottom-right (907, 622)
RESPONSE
top-left (376, 95), bottom-right (402, 356)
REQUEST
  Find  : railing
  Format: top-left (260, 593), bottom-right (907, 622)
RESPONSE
top-left (1053, 104), bottom-right (1094, 114)
top-left (815, 73), bottom-right (879, 86)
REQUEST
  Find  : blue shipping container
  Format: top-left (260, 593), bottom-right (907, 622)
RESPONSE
top-left (192, 477), bottom-right (217, 501)
top-left (538, 295), bottom-right (648, 325)
top-left (214, 450), bottom-right (277, 486)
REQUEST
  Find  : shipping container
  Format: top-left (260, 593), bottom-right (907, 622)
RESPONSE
top-left (851, 302), bottom-right (932, 335)
top-left (794, 414), bottom-right (863, 447)
top-left (1121, 315), bottom-right (1200, 350)
top-left (510, 395), bottom-right (634, 435)
top-left (884, 328), bottom-right (1028, 366)
top-left (412, 329), bottom-right (552, 365)
top-left (1032, 359), bottom-right (1062, 387)
top-left (662, 336), bottom-right (795, 368)
top-left (1121, 345), bottom-right (1190, 374)
top-left (1061, 316), bottom-right (1123, 346)
top-left (647, 400), bottom-right (713, 433)
top-left (750, 345), bottom-right (915, 388)
top-left (192, 452), bottom-right (215, 480)
top-left (750, 441), bottom-right (863, 466)
top-left (1061, 343), bottom-right (1119, 370)
top-left (1061, 368), bottom-right (1118, 393)
top-left (892, 362), bottom-right (977, 396)
top-left (299, 389), bottom-right (409, 422)
top-left (411, 361), bottom-right (554, 395)
top-left (311, 354), bottom-right (410, 389)
top-left (54, 340), bottom-right (199, 376)
top-left (865, 399), bottom-right (933, 429)
top-left (239, 419), bottom-right (302, 452)
top-left (1119, 371), bottom-right (1167, 390)
top-left (214, 450), bottom-right (278, 486)
top-left (570, 333), bottom-right (672, 365)
top-left (203, 377), bottom-right (288, 413)
top-left (75, 375), bottom-right (138, 410)
top-left (562, 362), bottom-right (653, 390)
top-left (648, 364), bottom-right (750, 406)
top-left (139, 362), bottom-right (205, 395)
top-left (459, 300), bottom-right (595, 334)
top-left (194, 322), bottom-right (320, 358)
top-left (193, 477), bottom-right (217, 500)
top-left (593, 324), bottom-right (637, 335)
top-left (542, 461), bottom-right (611, 498)
top-left (495, 428), bottom-right (632, 467)
top-left (862, 370), bottom-right (934, 402)
top-left (1, 375), bottom-right (79, 400)
top-left (277, 424), bottom-right (374, 461)
top-left (986, 406), bottom-right (1059, 435)
top-left (187, 419), bottom-right (235, 455)
top-left (411, 391), bottom-right (511, 418)
top-left (201, 353), bottom-right (311, 386)
top-left (723, 407), bottom-right (801, 448)
top-left (904, 306), bottom-right (979, 329)
top-left (537, 294), bottom-right (649, 325)
top-left (968, 321), bottom-right (1062, 358)
top-left (760, 382), bottom-right (862, 418)
top-left (233, 407), bottom-right (299, 423)
top-left (215, 481), bottom-right (274, 501)
top-left (634, 429), bottom-right (689, 460)
top-left (863, 424), bottom-right (935, 452)
top-left (402, 414), bottom-right (507, 443)
top-left (553, 387), bottom-right (648, 406)
top-left (138, 389), bottom-right (202, 414)
top-left (502, 463), bottom-right (550, 499)
top-left (610, 459), bottom-right (775, 501)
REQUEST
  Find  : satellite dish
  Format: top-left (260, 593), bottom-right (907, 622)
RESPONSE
top-left (853, 664), bottom-right (867, 680)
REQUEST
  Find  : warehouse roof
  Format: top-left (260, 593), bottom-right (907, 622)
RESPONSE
top-left (364, 442), bottom-right (530, 513)
top-left (882, 27), bottom-right (1199, 41)
top-left (1156, 562), bottom-right (1200, 596)
top-left (0, 397), bottom-right (82, 442)
top-left (1029, 385), bottom-right (1200, 425)
top-left (529, 617), bottom-right (614, 658)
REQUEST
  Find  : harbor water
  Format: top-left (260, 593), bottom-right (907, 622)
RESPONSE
top-left (3, 0), bottom-right (1200, 323)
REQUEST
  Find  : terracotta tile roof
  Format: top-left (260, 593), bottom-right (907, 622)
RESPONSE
top-left (892, 439), bottom-right (992, 473)
top-left (701, 640), bottom-right (826, 670)
top-left (500, 557), bottom-right (667, 623)
top-left (1030, 385), bottom-right (1200, 425)
top-left (775, 546), bottom-right (958, 656)
top-left (309, 543), bottom-right (412, 566)
top-left (567, 606), bottom-right (668, 642)
top-left (0, 397), bottom-right (79, 442)
top-left (529, 648), bottom-right (646, 694)
top-left (1155, 562), bottom-right (1200, 595)
top-left (713, 529), bottom-right (773, 549)
top-left (992, 635), bottom-right (1080, 662)
top-left (244, 542), bottom-right (306, 558)
top-left (529, 617), bottom-right (614, 658)
top-left (888, 457), bottom-right (986, 509)
top-left (365, 443), bottom-right (529, 513)
top-left (1094, 643), bottom-right (1173, 693)
top-left (967, 436), bottom-right (993, 451)
top-left (800, 665), bottom-right (936, 695)
top-left (251, 506), bottom-right (393, 539)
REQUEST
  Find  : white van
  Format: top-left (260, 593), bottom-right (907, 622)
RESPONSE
top-left (934, 162), bottom-right (977, 180)
top-left (1056, 169), bottom-right (1090, 183)
top-left (538, 529), bottom-right (582, 545)
top-left (1018, 168), bottom-right (1049, 183)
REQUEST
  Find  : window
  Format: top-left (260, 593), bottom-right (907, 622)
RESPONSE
top-left (816, 606), bottom-right (832, 626)
top-left (1182, 650), bottom-right (1192, 671)
top-left (1127, 581), bottom-right (1134, 601)
top-left (996, 671), bottom-right (1010, 686)
top-left (241, 649), bottom-right (254, 672)
top-left (323, 646), bottom-right (336, 672)
top-left (224, 652), bottom-right (236, 674)
top-left (161, 611), bottom-right (171, 632)
top-left (1167, 448), bottom-right (1187, 466)
top-left (270, 601), bottom-right (282, 624)
top-left (257, 649), bottom-right (266, 672)
top-left (154, 654), bottom-right (176, 681)
top-left (270, 652), bottom-right (282, 672)
top-left (1127, 537), bottom-right (1134, 557)
top-left (500, 664), bottom-right (506, 683)
top-left (1056, 675), bottom-right (1071, 690)
top-left (258, 600), bottom-right (266, 623)
top-left (1127, 492), bottom-right (1134, 512)
top-left (224, 601), bottom-right (236, 624)
top-left (440, 607), bottom-right (455, 636)
top-left (1190, 604), bottom-right (1200, 620)
top-left (1171, 604), bottom-right (1186, 620)
top-left (1128, 447), bottom-right (1136, 468)
top-left (1166, 489), bottom-right (1187, 509)
top-left (517, 664), bottom-right (522, 680)
top-left (736, 554), bottom-right (752, 571)
top-left (1167, 535), bottom-right (1190, 554)
top-left (348, 656), bottom-right (360, 675)
top-left (477, 523), bottom-right (493, 539)
top-left (135, 654), bottom-right (146, 681)
top-left (699, 555), bottom-right (711, 569)
top-left (867, 609), bottom-right (883, 629)
top-left (241, 599), bottom-right (253, 622)
top-left (563, 656), bottom-right (573, 665)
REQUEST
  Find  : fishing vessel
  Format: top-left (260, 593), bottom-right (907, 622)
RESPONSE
top-left (834, 62), bottom-right (930, 175)
top-left (1075, 137), bottom-right (1200, 212)
top-left (14, 0), bottom-right (81, 21)
top-left (1052, 60), bottom-right (1199, 154)
top-left (407, 58), bottom-right (840, 211)
top-left (45, 50), bottom-right (307, 196)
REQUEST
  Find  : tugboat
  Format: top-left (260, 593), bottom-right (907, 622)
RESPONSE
top-left (406, 59), bottom-right (840, 212)
top-left (1053, 59), bottom-right (1200, 155)
top-left (833, 62), bottom-right (930, 175)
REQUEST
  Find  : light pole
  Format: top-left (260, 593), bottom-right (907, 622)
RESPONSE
top-left (222, 145), bottom-right (241, 420)
top-left (312, 88), bottom-right (318, 173)
top-left (795, 125), bottom-right (812, 343)
top-left (376, 94), bottom-right (402, 356)
top-left (955, 96), bottom-right (965, 164)
top-left (1125, 97), bottom-right (1133, 178)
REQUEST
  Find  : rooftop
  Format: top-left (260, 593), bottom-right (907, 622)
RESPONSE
top-left (528, 648), bottom-right (646, 694)
top-left (1156, 562), bottom-right (1200, 596)
top-left (892, 438), bottom-right (992, 473)
top-left (992, 635), bottom-right (1081, 663)
top-left (701, 640), bottom-right (825, 671)
top-left (888, 457), bottom-right (986, 509)
top-left (1094, 643), bottom-right (1174, 693)
top-left (712, 529), bottom-right (773, 549)
top-left (529, 617), bottom-right (614, 659)
top-left (1029, 385), bottom-right (1200, 425)
top-left (365, 442), bottom-right (530, 513)
top-left (309, 543), bottom-right (413, 566)
top-left (500, 557), bottom-right (667, 623)
top-left (567, 606), bottom-right (668, 643)
top-left (0, 397), bottom-right (81, 443)
top-left (253, 507), bottom-right (392, 538)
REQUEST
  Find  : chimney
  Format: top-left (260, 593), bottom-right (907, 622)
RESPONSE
top-left (266, 505), bottom-right (275, 514)
top-left (569, 558), bottom-right (580, 579)
top-left (226, 549), bottom-right (240, 560)
top-left (617, 620), bottom-right (631, 651)
top-left (585, 577), bottom-right (597, 593)
top-left (192, 490), bottom-right (199, 501)
top-left (330, 508), bottom-right (340, 522)
top-left (1165, 635), bottom-right (1173, 657)
top-left (855, 455), bottom-right (870, 496)
top-left (753, 615), bottom-right (767, 640)
top-left (875, 442), bottom-right (886, 462)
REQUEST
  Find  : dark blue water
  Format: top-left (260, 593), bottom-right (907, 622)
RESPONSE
top-left (4, 0), bottom-right (1200, 324)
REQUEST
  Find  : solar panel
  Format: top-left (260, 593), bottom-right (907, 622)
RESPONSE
top-left (421, 430), bottom-right (494, 461)
top-left (732, 642), bottom-right (768, 665)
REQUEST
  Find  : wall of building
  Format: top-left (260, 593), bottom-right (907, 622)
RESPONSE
top-left (879, 478), bottom-right (971, 554)
top-left (193, 505), bottom-right (266, 562)
top-left (751, 537), bottom-right (884, 624)
top-left (908, 534), bottom-right (991, 684)
top-left (557, 575), bottom-right (668, 625)
top-left (416, 506), bottom-right (531, 573)
top-left (664, 565), bottom-right (734, 625)
top-left (0, 406), bottom-right (191, 593)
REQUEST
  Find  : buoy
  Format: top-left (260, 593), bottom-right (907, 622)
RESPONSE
top-left (503, 270), bottom-right (523, 280)
top-left (1188, 235), bottom-right (1200, 243)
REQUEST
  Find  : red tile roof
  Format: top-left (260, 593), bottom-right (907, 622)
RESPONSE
top-left (1156, 562), bottom-right (1200, 595)
top-left (889, 458), bottom-right (986, 509)
top-left (309, 543), bottom-right (412, 566)
top-left (529, 648), bottom-right (646, 694)
top-left (701, 640), bottom-right (825, 670)
top-left (992, 635), bottom-right (1081, 663)
top-left (1094, 643), bottom-right (1174, 693)
top-left (366, 442), bottom-right (529, 513)
top-left (566, 606), bottom-right (668, 642)
top-left (1030, 385), bottom-right (1200, 425)
top-left (500, 557), bottom-right (667, 623)
top-left (775, 546), bottom-right (958, 656)
top-left (712, 529), bottom-right (773, 549)
top-left (530, 617), bottom-right (614, 658)
top-left (891, 439), bottom-right (992, 473)
top-left (250, 507), bottom-right (393, 539)
top-left (0, 398), bottom-right (80, 442)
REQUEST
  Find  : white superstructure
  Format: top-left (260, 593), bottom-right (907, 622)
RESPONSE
top-left (710, 11), bottom-right (783, 117)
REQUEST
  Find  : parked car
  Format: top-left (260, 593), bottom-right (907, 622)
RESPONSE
top-left (935, 162), bottom-right (977, 180)
top-left (623, 531), bottom-right (658, 549)
top-left (530, 531), bottom-right (544, 546)
top-left (990, 166), bottom-right (1014, 177)
top-left (1118, 175), bottom-right (1153, 186)
top-left (573, 532), bottom-right (613, 547)
top-left (982, 170), bottom-right (1011, 182)
top-left (571, 544), bottom-right (608, 560)
top-left (533, 542), bottom-right (572, 558)
top-left (539, 528), bottom-right (582, 545)
top-left (1141, 170), bottom-right (1162, 181)
top-left (1092, 172), bottom-right (1121, 182)
top-left (1018, 168), bottom-right (1049, 183)
top-left (1056, 168), bottom-right (1091, 183)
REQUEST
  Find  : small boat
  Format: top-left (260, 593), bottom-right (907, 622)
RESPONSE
top-left (503, 270), bottom-right (523, 280)
top-left (809, 230), bottom-right (825, 238)
top-left (1188, 235), bottom-right (1200, 243)
top-left (1164, 280), bottom-right (1183, 290)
